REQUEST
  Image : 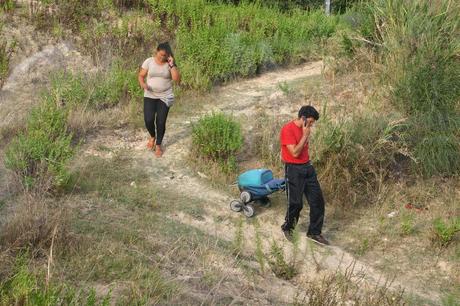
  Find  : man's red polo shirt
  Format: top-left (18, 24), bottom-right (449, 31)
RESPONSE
top-left (280, 121), bottom-right (309, 164)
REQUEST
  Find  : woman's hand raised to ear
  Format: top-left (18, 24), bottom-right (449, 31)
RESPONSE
top-left (168, 56), bottom-right (181, 84)
top-left (168, 56), bottom-right (175, 67)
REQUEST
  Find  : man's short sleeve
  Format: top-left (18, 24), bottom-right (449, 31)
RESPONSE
top-left (141, 58), bottom-right (151, 70)
top-left (280, 125), bottom-right (296, 145)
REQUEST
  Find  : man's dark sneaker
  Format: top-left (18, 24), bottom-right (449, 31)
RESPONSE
top-left (283, 230), bottom-right (293, 242)
top-left (307, 234), bottom-right (330, 246)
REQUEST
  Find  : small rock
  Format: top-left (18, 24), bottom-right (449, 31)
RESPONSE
top-left (197, 171), bottom-right (208, 179)
top-left (387, 211), bottom-right (397, 218)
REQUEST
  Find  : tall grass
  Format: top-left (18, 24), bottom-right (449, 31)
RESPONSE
top-left (311, 111), bottom-right (408, 206)
top-left (27, 0), bottom-right (339, 90)
top-left (49, 62), bottom-right (140, 110)
top-left (0, 255), bottom-right (111, 305)
top-left (0, 23), bottom-right (15, 87)
top-left (0, 0), bottom-right (15, 12)
top-left (4, 97), bottom-right (75, 192)
top-left (350, 0), bottom-right (460, 176)
top-left (162, 1), bottom-right (338, 89)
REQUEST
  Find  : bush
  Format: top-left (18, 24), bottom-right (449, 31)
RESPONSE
top-left (4, 98), bottom-right (74, 192)
top-left (432, 217), bottom-right (460, 247)
top-left (367, 0), bottom-right (460, 116)
top-left (191, 113), bottom-right (243, 163)
top-left (349, 0), bottom-right (460, 177)
top-left (311, 112), bottom-right (407, 206)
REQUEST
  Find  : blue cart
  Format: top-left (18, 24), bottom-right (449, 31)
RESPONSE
top-left (230, 169), bottom-right (285, 217)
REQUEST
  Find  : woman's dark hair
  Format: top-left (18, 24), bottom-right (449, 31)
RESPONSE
top-left (157, 42), bottom-right (173, 57)
top-left (298, 105), bottom-right (319, 120)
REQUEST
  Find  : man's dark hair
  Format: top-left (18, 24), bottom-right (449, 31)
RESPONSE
top-left (298, 105), bottom-right (319, 120)
top-left (157, 42), bottom-right (173, 57)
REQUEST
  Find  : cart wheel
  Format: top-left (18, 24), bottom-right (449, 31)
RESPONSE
top-left (240, 191), bottom-right (252, 203)
top-left (230, 200), bottom-right (243, 212)
top-left (243, 204), bottom-right (255, 218)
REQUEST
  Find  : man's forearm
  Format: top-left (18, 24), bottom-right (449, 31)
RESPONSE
top-left (292, 135), bottom-right (309, 157)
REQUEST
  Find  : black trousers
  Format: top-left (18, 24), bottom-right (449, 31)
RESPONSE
top-left (281, 162), bottom-right (325, 235)
top-left (143, 97), bottom-right (170, 145)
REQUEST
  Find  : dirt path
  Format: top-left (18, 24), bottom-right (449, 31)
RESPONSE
top-left (84, 61), bottom-right (440, 304)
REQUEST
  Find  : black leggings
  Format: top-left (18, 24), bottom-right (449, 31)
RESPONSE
top-left (143, 97), bottom-right (170, 145)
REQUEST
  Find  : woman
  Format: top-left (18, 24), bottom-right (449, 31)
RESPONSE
top-left (138, 42), bottom-right (181, 157)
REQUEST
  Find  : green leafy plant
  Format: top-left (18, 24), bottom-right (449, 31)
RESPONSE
top-left (400, 213), bottom-right (415, 236)
top-left (191, 113), bottom-right (243, 170)
top-left (353, 0), bottom-right (460, 176)
top-left (268, 239), bottom-right (297, 280)
top-left (4, 98), bottom-right (75, 192)
top-left (432, 217), bottom-right (460, 247)
top-left (0, 0), bottom-right (15, 12)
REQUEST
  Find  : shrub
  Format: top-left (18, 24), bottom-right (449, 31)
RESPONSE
top-left (432, 217), bottom-right (460, 247)
top-left (4, 98), bottom-right (74, 192)
top-left (311, 112), bottom-right (407, 206)
top-left (191, 113), bottom-right (243, 162)
top-left (352, 0), bottom-right (460, 176)
top-left (400, 213), bottom-right (415, 236)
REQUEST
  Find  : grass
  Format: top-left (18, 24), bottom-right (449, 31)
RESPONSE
top-left (49, 62), bottom-right (141, 111)
top-left (2, 0), bottom-right (459, 304)
top-left (0, 22), bottom-right (15, 87)
top-left (4, 97), bottom-right (75, 193)
top-left (311, 110), bottom-right (408, 207)
top-left (25, 0), bottom-right (339, 90)
top-left (1, 151), bottom-right (246, 304)
top-left (293, 264), bottom-right (406, 306)
top-left (330, 177), bottom-right (460, 300)
top-left (432, 217), bottom-right (460, 248)
top-left (345, 0), bottom-right (460, 176)
top-left (0, 255), bottom-right (111, 306)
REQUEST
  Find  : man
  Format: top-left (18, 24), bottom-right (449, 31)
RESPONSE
top-left (279, 105), bottom-right (329, 245)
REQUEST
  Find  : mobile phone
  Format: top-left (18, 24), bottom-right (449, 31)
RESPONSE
top-left (302, 116), bottom-right (307, 127)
